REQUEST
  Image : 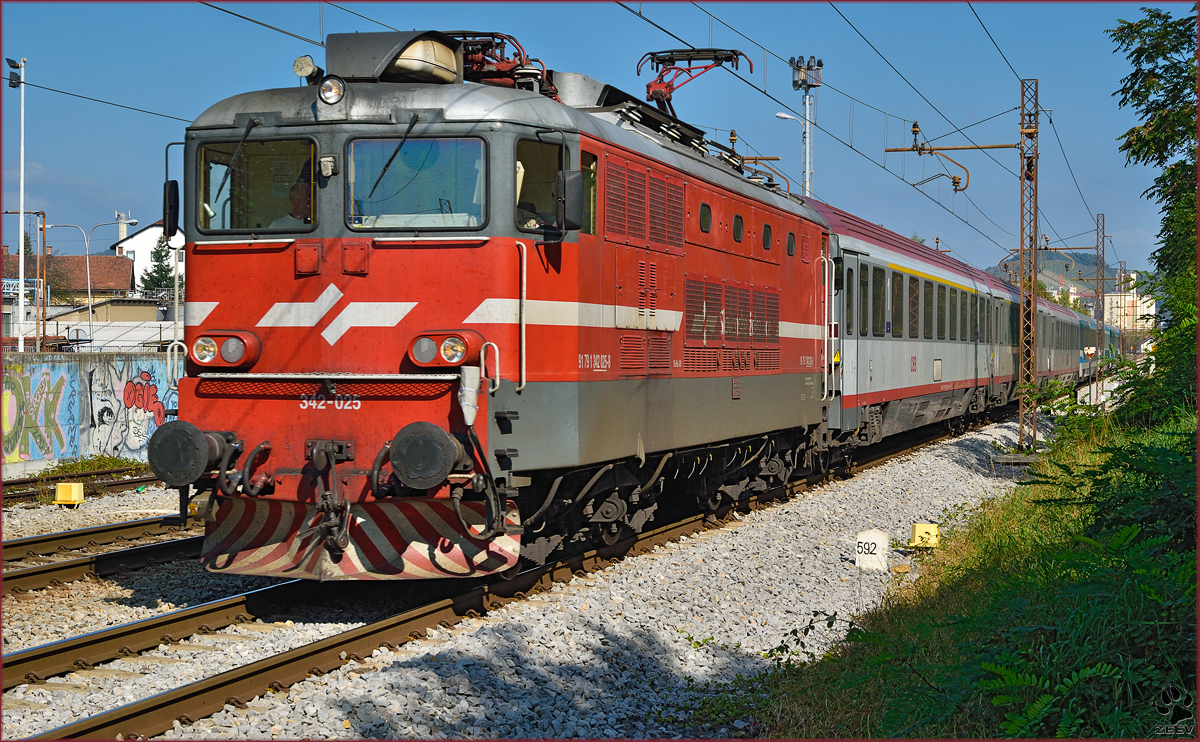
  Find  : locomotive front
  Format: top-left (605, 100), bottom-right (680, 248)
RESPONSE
top-left (148, 31), bottom-right (581, 580)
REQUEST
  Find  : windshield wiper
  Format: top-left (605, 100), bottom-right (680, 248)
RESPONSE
top-left (367, 112), bottom-right (420, 199)
top-left (211, 117), bottom-right (259, 205)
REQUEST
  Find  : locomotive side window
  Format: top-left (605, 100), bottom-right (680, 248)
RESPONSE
top-left (936, 284), bottom-right (947, 340)
top-left (908, 276), bottom-right (920, 338)
top-left (733, 214), bottom-right (744, 242)
top-left (845, 268), bottom-right (854, 336)
top-left (786, 232), bottom-right (795, 256)
top-left (922, 280), bottom-right (934, 340)
top-left (514, 139), bottom-right (562, 231)
top-left (859, 269), bottom-right (869, 336)
top-left (700, 203), bottom-right (712, 233)
top-left (348, 137), bottom-right (485, 230)
top-left (762, 223), bottom-right (772, 250)
top-left (199, 139), bottom-right (315, 232)
top-left (949, 288), bottom-right (958, 340)
top-left (871, 267), bottom-right (885, 336)
top-left (890, 271), bottom-right (904, 338)
top-left (582, 151), bottom-right (598, 235)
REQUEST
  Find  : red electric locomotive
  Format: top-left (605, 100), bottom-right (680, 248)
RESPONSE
top-left (149, 30), bottom-right (1101, 582)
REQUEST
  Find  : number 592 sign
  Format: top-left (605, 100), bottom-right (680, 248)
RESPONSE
top-left (855, 529), bottom-right (889, 571)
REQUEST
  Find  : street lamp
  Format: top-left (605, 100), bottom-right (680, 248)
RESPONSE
top-left (8, 56), bottom-right (26, 349)
top-left (779, 55), bottom-right (823, 199)
top-left (49, 218), bottom-right (136, 349)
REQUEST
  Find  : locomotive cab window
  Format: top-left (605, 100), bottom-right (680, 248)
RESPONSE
top-left (699, 203), bottom-right (712, 233)
top-left (348, 137), bottom-right (485, 229)
top-left (199, 139), bottom-right (316, 232)
top-left (514, 139), bottom-right (563, 231)
top-left (582, 151), bottom-right (598, 235)
top-left (732, 214), bottom-right (744, 242)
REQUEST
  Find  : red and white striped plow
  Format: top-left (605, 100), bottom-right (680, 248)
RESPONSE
top-left (201, 497), bottom-right (521, 580)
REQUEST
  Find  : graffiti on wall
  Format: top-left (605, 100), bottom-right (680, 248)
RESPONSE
top-left (2, 354), bottom-right (178, 476)
top-left (2, 363), bottom-right (80, 464)
top-left (82, 356), bottom-right (178, 461)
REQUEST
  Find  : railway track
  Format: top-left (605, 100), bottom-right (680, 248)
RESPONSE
top-left (3, 468), bottom-right (162, 506)
top-left (2, 516), bottom-right (202, 596)
top-left (10, 414), bottom-right (1012, 739)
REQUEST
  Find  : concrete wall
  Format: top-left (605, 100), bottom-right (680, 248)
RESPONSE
top-left (2, 352), bottom-right (178, 477)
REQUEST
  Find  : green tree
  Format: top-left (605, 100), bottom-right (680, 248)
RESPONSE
top-left (22, 230), bottom-right (33, 255)
top-left (909, 230), bottom-right (926, 245)
top-left (140, 234), bottom-right (176, 293)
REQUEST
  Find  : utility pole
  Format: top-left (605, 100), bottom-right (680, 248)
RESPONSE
top-left (8, 57), bottom-right (25, 349)
top-left (1016, 79), bottom-right (1039, 450)
top-left (789, 55), bottom-right (822, 197)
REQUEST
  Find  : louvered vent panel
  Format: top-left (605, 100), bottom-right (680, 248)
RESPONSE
top-left (765, 293), bottom-right (780, 342)
top-left (724, 286), bottom-right (739, 342)
top-left (606, 162), bottom-right (627, 236)
top-left (752, 291), bottom-right (768, 342)
top-left (648, 177), bottom-right (667, 245)
top-left (620, 335), bottom-right (645, 370)
top-left (638, 261), bottom-right (648, 316)
top-left (666, 183), bottom-right (685, 249)
top-left (684, 279), bottom-right (706, 341)
top-left (704, 283), bottom-right (723, 343)
top-left (684, 348), bottom-right (719, 372)
top-left (754, 350), bottom-right (781, 370)
top-left (739, 289), bottom-right (752, 342)
top-left (646, 263), bottom-right (657, 315)
top-left (648, 337), bottom-right (672, 369)
top-left (720, 350), bottom-right (735, 371)
top-left (626, 169), bottom-right (647, 243)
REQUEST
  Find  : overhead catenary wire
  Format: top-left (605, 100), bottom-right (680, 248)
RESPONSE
top-left (200, 2), bottom-right (325, 47)
top-left (18, 81), bottom-right (190, 122)
top-left (968, 2), bottom-right (1021, 81)
top-left (615, 1), bottom-right (1013, 255)
top-left (325, 2), bottom-right (400, 31)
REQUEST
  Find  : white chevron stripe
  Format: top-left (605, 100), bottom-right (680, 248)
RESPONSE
top-left (463, 298), bottom-right (683, 332)
top-left (779, 321), bottom-right (825, 339)
top-left (257, 284), bottom-right (343, 327)
top-left (320, 302), bottom-right (417, 345)
top-left (184, 301), bottom-right (220, 327)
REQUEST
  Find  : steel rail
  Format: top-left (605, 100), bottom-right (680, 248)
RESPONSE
top-left (2, 536), bottom-right (203, 596)
top-left (3, 474), bottom-right (162, 506)
top-left (3, 581), bottom-right (308, 691)
top-left (3, 515), bottom-right (196, 563)
top-left (2, 466), bottom-right (145, 489)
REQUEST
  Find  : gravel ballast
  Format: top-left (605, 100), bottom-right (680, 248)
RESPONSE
top-left (2, 486), bottom-right (182, 540)
top-left (4, 419), bottom-right (1034, 739)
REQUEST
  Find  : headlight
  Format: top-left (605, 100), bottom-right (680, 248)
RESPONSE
top-left (440, 336), bottom-right (466, 364)
top-left (220, 336), bottom-right (246, 363)
top-left (412, 336), bottom-right (437, 364)
top-left (318, 75), bottom-right (345, 105)
top-left (193, 336), bottom-right (218, 363)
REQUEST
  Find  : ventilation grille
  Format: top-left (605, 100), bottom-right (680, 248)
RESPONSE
top-left (754, 350), bottom-right (780, 370)
top-left (648, 177), bottom-right (667, 246)
top-left (648, 337), bottom-right (672, 369)
top-left (684, 279), bottom-right (723, 345)
top-left (666, 183), bottom-right (685, 250)
top-left (683, 348), bottom-right (719, 372)
top-left (620, 335), bottom-right (644, 370)
top-left (605, 161), bottom-right (627, 236)
top-left (626, 169), bottom-right (647, 242)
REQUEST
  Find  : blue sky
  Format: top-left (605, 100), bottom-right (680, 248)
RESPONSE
top-left (2, 2), bottom-right (1186, 273)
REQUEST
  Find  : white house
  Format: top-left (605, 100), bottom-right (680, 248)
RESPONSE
top-left (107, 220), bottom-right (185, 290)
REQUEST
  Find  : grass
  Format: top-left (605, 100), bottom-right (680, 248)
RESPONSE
top-left (19, 454), bottom-right (150, 503)
top-left (689, 401), bottom-right (1196, 738)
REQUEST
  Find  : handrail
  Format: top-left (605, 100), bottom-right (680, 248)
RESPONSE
top-left (515, 240), bottom-right (528, 392)
top-left (166, 340), bottom-right (187, 391)
top-left (481, 341), bottom-right (501, 394)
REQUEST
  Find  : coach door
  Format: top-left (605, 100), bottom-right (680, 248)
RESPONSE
top-left (839, 251), bottom-right (866, 430)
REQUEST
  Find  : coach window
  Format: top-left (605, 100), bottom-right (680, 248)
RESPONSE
top-left (949, 288), bottom-right (958, 340)
top-left (923, 280), bottom-right (934, 340)
top-left (348, 137), bottom-right (485, 230)
top-left (581, 152), bottom-right (598, 235)
top-left (699, 203), bottom-right (712, 233)
top-left (936, 285), bottom-right (947, 340)
top-left (872, 267), bottom-right (886, 336)
top-left (845, 268), bottom-right (854, 336)
top-left (986, 300), bottom-right (993, 343)
top-left (762, 223), bottom-right (772, 250)
top-left (200, 139), bottom-right (316, 232)
top-left (908, 276), bottom-right (920, 338)
top-left (514, 139), bottom-right (563, 232)
top-left (787, 232), bottom-right (795, 256)
top-left (891, 271), bottom-right (904, 338)
top-left (859, 268), bottom-right (869, 336)
top-left (733, 214), bottom-right (744, 242)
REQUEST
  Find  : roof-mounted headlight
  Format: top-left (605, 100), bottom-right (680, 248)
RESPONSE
top-left (318, 75), bottom-right (346, 105)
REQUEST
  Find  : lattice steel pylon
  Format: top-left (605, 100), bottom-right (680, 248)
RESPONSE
top-left (1017, 79), bottom-right (1039, 450)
